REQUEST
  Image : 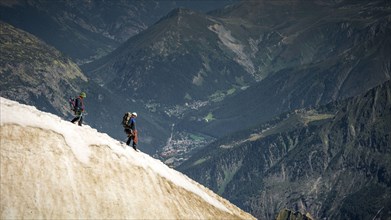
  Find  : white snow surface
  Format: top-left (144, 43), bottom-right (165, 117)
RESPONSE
top-left (0, 97), bottom-right (254, 219)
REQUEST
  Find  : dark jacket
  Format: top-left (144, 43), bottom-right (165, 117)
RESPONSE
top-left (74, 96), bottom-right (84, 114)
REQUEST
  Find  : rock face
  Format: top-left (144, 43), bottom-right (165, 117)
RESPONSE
top-left (179, 80), bottom-right (391, 219)
top-left (0, 21), bottom-right (87, 116)
top-left (276, 209), bottom-right (313, 220)
top-left (0, 97), bottom-right (254, 220)
top-left (181, 0), bottom-right (391, 138)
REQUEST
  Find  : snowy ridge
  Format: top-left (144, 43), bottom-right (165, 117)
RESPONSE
top-left (0, 97), bottom-right (254, 219)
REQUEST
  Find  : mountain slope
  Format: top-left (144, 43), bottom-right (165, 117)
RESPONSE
top-left (0, 0), bottom-right (237, 63)
top-left (0, 97), bottom-right (254, 219)
top-left (83, 8), bottom-right (253, 106)
top-left (179, 0), bottom-right (391, 137)
top-left (2, 0), bottom-right (390, 162)
top-left (178, 80), bottom-right (391, 219)
top-left (0, 20), bottom-right (180, 155)
top-left (84, 0), bottom-right (391, 160)
top-left (0, 21), bottom-right (87, 116)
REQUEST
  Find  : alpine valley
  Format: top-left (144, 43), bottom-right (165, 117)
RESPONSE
top-left (1, 0), bottom-right (390, 219)
top-left (178, 80), bottom-right (391, 220)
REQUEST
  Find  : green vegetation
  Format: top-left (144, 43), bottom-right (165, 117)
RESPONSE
top-left (184, 93), bottom-right (192, 100)
top-left (204, 112), bottom-right (215, 122)
top-left (218, 163), bottom-right (242, 194)
top-left (227, 87), bottom-right (236, 95)
top-left (192, 157), bottom-right (209, 166)
top-left (209, 90), bottom-right (226, 102)
top-left (208, 87), bottom-right (237, 102)
top-left (246, 110), bottom-right (335, 142)
top-left (301, 111), bottom-right (334, 125)
top-left (189, 134), bottom-right (205, 141)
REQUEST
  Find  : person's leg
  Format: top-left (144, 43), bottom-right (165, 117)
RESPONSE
top-left (78, 116), bottom-right (83, 126)
top-left (71, 116), bottom-right (80, 123)
top-left (132, 136), bottom-right (137, 150)
top-left (126, 137), bottom-right (131, 146)
top-left (125, 129), bottom-right (132, 145)
top-left (132, 131), bottom-right (138, 150)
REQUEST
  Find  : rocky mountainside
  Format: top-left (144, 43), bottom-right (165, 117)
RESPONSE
top-left (179, 0), bottom-right (391, 137)
top-left (276, 209), bottom-right (313, 220)
top-left (0, 21), bottom-right (165, 152)
top-left (0, 97), bottom-right (254, 219)
top-left (0, 0), bottom-right (236, 63)
top-left (1, 1), bottom-right (390, 218)
top-left (1, 0), bottom-right (390, 159)
top-left (82, 8), bottom-right (254, 106)
top-left (81, 0), bottom-right (391, 160)
top-left (178, 80), bottom-right (391, 219)
top-left (0, 21), bottom-right (87, 115)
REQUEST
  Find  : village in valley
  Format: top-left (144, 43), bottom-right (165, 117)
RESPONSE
top-left (154, 131), bottom-right (214, 168)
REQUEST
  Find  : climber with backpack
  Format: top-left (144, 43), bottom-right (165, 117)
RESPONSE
top-left (70, 92), bottom-right (86, 126)
top-left (122, 112), bottom-right (138, 151)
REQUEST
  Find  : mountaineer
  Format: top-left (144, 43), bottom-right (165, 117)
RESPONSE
top-left (122, 112), bottom-right (138, 151)
top-left (70, 92), bottom-right (86, 126)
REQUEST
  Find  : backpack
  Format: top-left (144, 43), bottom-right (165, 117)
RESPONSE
top-left (69, 97), bottom-right (76, 111)
top-left (122, 112), bottom-right (132, 127)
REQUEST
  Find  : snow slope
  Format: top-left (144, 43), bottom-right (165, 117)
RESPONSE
top-left (0, 97), bottom-right (255, 219)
